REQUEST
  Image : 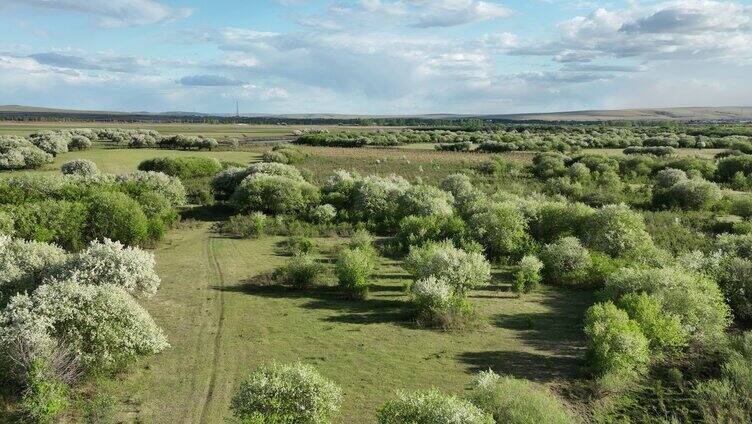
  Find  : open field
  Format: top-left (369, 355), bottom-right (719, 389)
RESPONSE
top-left (100, 223), bottom-right (591, 423)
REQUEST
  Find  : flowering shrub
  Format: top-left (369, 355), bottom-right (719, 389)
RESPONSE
top-left (322, 170), bottom-right (359, 211)
top-left (61, 159), bottom-right (98, 176)
top-left (395, 214), bottom-right (467, 252)
top-left (514, 255), bottom-right (543, 294)
top-left (0, 136), bottom-right (53, 170)
top-left (335, 247), bottom-right (376, 298)
top-left (231, 362), bottom-right (342, 424)
top-left (584, 301), bottom-right (650, 379)
top-left (440, 174), bottom-right (485, 217)
top-left (117, 171), bottom-right (187, 206)
top-left (352, 174), bottom-right (410, 224)
top-left (377, 389), bottom-right (493, 424)
top-left (404, 240), bottom-right (491, 294)
top-left (397, 185), bottom-right (454, 217)
top-left (467, 370), bottom-right (576, 424)
top-left (211, 167), bottom-right (249, 200)
top-left (309, 204), bottom-right (337, 224)
top-left (2, 281), bottom-right (168, 372)
top-left (67, 134), bottom-right (93, 151)
top-left (29, 131), bottom-right (68, 156)
top-left (539, 237), bottom-right (592, 287)
top-left (230, 174), bottom-right (320, 215)
top-left (582, 204), bottom-right (653, 258)
top-left (411, 276), bottom-right (453, 313)
top-left (604, 266), bottom-right (730, 345)
top-left (0, 236), bottom-right (67, 303)
top-left (468, 202), bottom-right (531, 260)
top-left (54, 239), bottom-right (160, 298)
top-left (655, 168), bottom-right (688, 189)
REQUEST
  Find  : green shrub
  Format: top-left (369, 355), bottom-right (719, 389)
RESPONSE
top-left (347, 228), bottom-right (375, 251)
top-left (616, 292), bottom-right (687, 353)
top-left (377, 389), bottom-right (493, 424)
top-left (717, 154), bottom-right (752, 181)
top-left (261, 146), bottom-right (306, 164)
top-left (282, 235), bottom-right (315, 255)
top-left (3, 200), bottom-right (88, 250)
top-left (85, 191), bottom-right (149, 246)
top-left (309, 204), bottom-right (337, 224)
top-left (396, 214), bottom-right (467, 252)
top-left (604, 266), bottom-right (730, 345)
top-left (117, 171), bottom-right (187, 206)
top-left (352, 174), bottom-right (410, 226)
top-left (731, 194), bottom-right (752, 220)
top-left (539, 237), bottom-right (592, 287)
top-left (230, 174), bottom-right (320, 216)
top-left (231, 362), bottom-right (342, 424)
top-left (441, 173), bottom-right (485, 217)
top-left (468, 202), bottom-right (531, 260)
top-left (467, 370), bottom-right (576, 424)
top-left (29, 131), bottom-right (68, 156)
top-left (717, 256), bottom-right (752, 320)
top-left (20, 359), bottom-right (70, 423)
top-left (0, 211), bottom-right (12, 234)
top-left (221, 213), bottom-right (267, 238)
top-left (584, 301), bottom-right (650, 378)
top-left (513, 255), bottom-right (543, 294)
top-left (528, 201), bottom-right (594, 244)
top-left (410, 276), bottom-right (474, 329)
top-left (653, 178), bottom-right (722, 211)
top-left (0, 136), bottom-right (52, 170)
top-left (137, 156), bottom-right (223, 179)
top-left (275, 254), bottom-right (324, 288)
top-left (581, 204), bottom-right (653, 258)
top-left (335, 247), bottom-right (376, 298)
top-left (397, 185), bottom-right (454, 218)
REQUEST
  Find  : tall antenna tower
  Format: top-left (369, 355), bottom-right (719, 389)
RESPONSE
top-left (235, 100), bottom-right (240, 118)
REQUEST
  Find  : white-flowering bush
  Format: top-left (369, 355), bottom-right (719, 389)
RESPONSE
top-left (231, 362), bottom-right (342, 424)
top-left (0, 136), bottom-right (53, 170)
top-left (398, 185), bottom-right (454, 217)
top-left (441, 174), bottom-right (485, 217)
top-left (540, 237), bottom-right (592, 286)
top-left (404, 240), bottom-right (491, 294)
top-left (0, 211), bottom-right (12, 234)
top-left (0, 236), bottom-right (67, 301)
top-left (309, 204), bottom-right (337, 224)
top-left (53, 239), bottom-right (160, 298)
top-left (211, 166), bottom-right (249, 200)
top-left (514, 255), bottom-right (543, 294)
top-left (582, 204), bottom-right (653, 258)
top-left (604, 266), bottom-right (730, 345)
top-left (117, 171), bottom-right (187, 206)
top-left (246, 162), bottom-right (304, 181)
top-left (411, 276), bottom-right (454, 311)
top-left (24, 281), bottom-right (168, 371)
top-left (29, 131), bottom-right (68, 156)
top-left (352, 174), bottom-right (411, 222)
top-left (0, 294), bottom-right (57, 382)
top-left (60, 159), bottom-right (98, 176)
top-left (655, 168), bottom-right (688, 189)
top-left (377, 389), bottom-right (493, 424)
top-left (67, 134), bottom-right (93, 151)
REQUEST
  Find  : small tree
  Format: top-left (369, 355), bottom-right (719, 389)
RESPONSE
top-left (584, 301), bottom-right (650, 379)
top-left (61, 159), bottom-right (98, 176)
top-left (513, 255), bottom-right (543, 295)
top-left (404, 240), bottom-right (491, 295)
top-left (335, 247), bottom-right (376, 298)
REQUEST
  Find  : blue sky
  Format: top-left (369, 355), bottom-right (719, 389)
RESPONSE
top-left (1, 0), bottom-right (751, 114)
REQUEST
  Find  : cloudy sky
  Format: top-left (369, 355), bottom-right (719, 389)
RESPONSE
top-left (1, 0), bottom-right (751, 114)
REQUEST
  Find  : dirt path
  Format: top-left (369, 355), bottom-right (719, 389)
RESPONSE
top-left (199, 237), bottom-right (227, 423)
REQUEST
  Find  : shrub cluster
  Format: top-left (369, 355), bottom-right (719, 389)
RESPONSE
top-left (137, 156), bottom-right (223, 179)
top-left (0, 136), bottom-right (53, 170)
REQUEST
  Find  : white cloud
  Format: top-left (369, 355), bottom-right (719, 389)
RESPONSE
top-left (3, 0), bottom-right (192, 27)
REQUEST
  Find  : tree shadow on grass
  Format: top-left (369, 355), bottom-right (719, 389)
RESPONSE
top-left (457, 350), bottom-right (583, 383)
top-left (215, 275), bottom-right (414, 327)
top-left (492, 288), bottom-right (594, 360)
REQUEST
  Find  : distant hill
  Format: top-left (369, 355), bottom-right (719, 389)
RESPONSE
top-left (1, 105), bottom-right (751, 122)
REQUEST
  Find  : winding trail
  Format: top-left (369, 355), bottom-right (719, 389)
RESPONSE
top-left (199, 236), bottom-right (227, 424)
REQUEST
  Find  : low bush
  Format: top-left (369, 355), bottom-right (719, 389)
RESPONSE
top-left (85, 191), bottom-right (149, 246)
top-left (3, 200), bottom-right (88, 251)
top-left (528, 201), bottom-right (594, 244)
top-left (0, 136), bottom-right (52, 170)
top-left (281, 235), bottom-right (314, 256)
top-left (398, 185), bottom-right (454, 218)
top-left (395, 214), bottom-right (467, 252)
top-left (467, 370), bottom-right (576, 424)
top-left (410, 276), bottom-right (473, 329)
top-left (540, 237), bottom-right (592, 287)
top-left (653, 178), bottom-right (722, 211)
top-left (54, 239), bottom-right (160, 298)
top-left (230, 174), bottom-right (320, 216)
top-left (404, 240), bottom-right (491, 295)
top-left (61, 159), bottom-right (98, 176)
top-left (231, 362), bottom-right (342, 424)
top-left (117, 171), bottom-right (187, 206)
top-left (581, 204), bottom-right (654, 258)
top-left (29, 131), bottom-right (68, 156)
top-left (584, 301), bottom-right (650, 379)
top-left (604, 266), bottom-right (730, 345)
top-left (468, 202), bottom-right (531, 260)
top-left (716, 256), bottom-right (752, 320)
top-left (261, 145), bottom-right (306, 164)
top-left (137, 156), bottom-right (223, 179)
top-left (67, 134), bottom-right (92, 151)
top-left (0, 235), bottom-right (67, 305)
top-left (309, 204), bottom-right (337, 224)
top-left (513, 255), bottom-right (543, 294)
top-left (377, 389), bottom-right (493, 424)
top-left (20, 359), bottom-right (70, 423)
top-left (275, 254), bottom-right (324, 288)
top-left (335, 247), bottom-right (376, 298)
top-left (616, 292), bottom-right (687, 353)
